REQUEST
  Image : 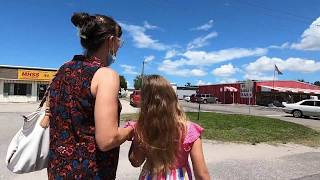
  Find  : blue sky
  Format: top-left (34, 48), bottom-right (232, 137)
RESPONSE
top-left (1, 0), bottom-right (320, 88)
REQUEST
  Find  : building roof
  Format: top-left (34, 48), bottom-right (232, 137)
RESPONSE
top-left (0, 65), bottom-right (57, 71)
top-left (256, 80), bottom-right (320, 90)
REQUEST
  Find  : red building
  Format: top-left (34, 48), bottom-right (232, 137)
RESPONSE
top-left (199, 80), bottom-right (320, 106)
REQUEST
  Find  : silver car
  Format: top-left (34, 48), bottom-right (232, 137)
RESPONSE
top-left (196, 94), bottom-right (217, 104)
top-left (282, 99), bottom-right (320, 118)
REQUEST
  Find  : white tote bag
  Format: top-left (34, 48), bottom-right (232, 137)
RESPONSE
top-left (6, 91), bottom-right (50, 174)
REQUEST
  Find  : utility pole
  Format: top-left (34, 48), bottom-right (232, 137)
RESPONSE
top-left (141, 60), bottom-right (145, 88)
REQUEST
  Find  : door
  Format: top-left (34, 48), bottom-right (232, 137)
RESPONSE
top-left (37, 84), bottom-right (48, 101)
top-left (315, 101), bottom-right (320, 117)
top-left (300, 101), bottom-right (315, 116)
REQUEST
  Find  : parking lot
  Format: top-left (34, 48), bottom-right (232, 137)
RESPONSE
top-left (179, 100), bottom-right (320, 131)
top-left (1, 101), bottom-right (320, 179)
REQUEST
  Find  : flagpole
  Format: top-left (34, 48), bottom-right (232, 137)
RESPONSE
top-left (273, 64), bottom-right (276, 102)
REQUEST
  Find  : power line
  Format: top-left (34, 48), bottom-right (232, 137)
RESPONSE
top-left (232, 0), bottom-right (316, 25)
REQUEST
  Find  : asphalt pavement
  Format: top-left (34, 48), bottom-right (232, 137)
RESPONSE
top-left (1, 101), bottom-right (320, 180)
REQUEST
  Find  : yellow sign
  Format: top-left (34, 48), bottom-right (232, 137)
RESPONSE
top-left (18, 69), bottom-right (56, 81)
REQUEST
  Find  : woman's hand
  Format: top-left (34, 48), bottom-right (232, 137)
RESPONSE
top-left (40, 115), bottom-right (50, 128)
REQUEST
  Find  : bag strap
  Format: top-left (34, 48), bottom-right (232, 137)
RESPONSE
top-left (38, 85), bottom-right (50, 109)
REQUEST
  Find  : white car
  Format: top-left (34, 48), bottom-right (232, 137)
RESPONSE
top-left (282, 99), bottom-right (320, 118)
top-left (184, 96), bottom-right (191, 102)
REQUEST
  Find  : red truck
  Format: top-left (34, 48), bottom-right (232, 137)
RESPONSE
top-left (130, 90), bottom-right (141, 107)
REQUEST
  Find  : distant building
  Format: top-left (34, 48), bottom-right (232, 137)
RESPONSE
top-left (0, 65), bottom-right (56, 102)
top-left (199, 80), bottom-right (320, 105)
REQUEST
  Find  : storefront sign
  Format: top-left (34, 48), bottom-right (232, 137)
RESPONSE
top-left (240, 83), bottom-right (253, 98)
top-left (18, 69), bottom-right (56, 81)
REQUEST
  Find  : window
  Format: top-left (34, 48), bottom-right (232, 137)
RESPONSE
top-left (301, 101), bottom-right (315, 106)
top-left (315, 101), bottom-right (320, 107)
top-left (3, 83), bottom-right (32, 96)
top-left (3, 83), bottom-right (11, 96)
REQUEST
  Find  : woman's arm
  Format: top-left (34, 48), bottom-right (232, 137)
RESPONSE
top-left (190, 138), bottom-right (210, 180)
top-left (40, 90), bottom-right (51, 128)
top-left (92, 67), bottom-right (133, 152)
top-left (128, 138), bottom-right (146, 167)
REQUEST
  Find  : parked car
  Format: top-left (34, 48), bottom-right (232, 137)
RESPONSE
top-left (130, 90), bottom-right (141, 107)
top-left (282, 99), bottom-right (320, 118)
top-left (195, 94), bottom-right (217, 104)
top-left (183, 95), bottom-right (191, 102)
top-left (190, 94), bottom-right (197, 103)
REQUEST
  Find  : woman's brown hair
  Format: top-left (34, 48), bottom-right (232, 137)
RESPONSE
top-left (71, 12), bottom-right (122, 54)
top-left (135, 75), bottom-right (187, 174)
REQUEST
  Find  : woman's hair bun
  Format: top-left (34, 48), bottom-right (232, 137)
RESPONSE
top-left (71, 12), bottom-right (92, 28)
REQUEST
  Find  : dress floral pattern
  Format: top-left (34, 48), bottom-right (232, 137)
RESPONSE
top-left (48, 55), bottom-right (121, 180)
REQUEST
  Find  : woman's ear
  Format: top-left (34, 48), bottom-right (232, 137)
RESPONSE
top-left (107, 36), bottom-right (116, 55)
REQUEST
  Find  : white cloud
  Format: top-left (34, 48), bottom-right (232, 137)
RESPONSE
top-left (187, 32), bottom-right (218, 50)
top-left (191, 69), bottom-right (207, 76)
top-left (290, 17), bottom-right (320, 51)
top-left (244, 56), bottom-right (320, 80)
top-left (269, 42), bottom-right (290, 49)
top-left (246, 56), bottom-right (320, 73)
top-left (244, 73), bottom-right (274, 81)
top-left (196, 80), bottom-right (212, 85)
top-left (120, 64), bottom-right (139, 75)
top-left (183, 48), bottom-right (267, 66)
top-left (219, 78), bottom-right (237, 84)
top-left (164, 49), bottom-right (179, 59)
top-left (144, 55), bottom-right (155, 63)
top-left (120, 22), bottom-right (169, 51)
top-left (191, 19), bottom-right (214, 31)
top-left (158, 59), bottom-right (207, 77)
top-left (143, 21), bottom-right (159, 30)
top-left (212, 63), bottom-right (239, 77)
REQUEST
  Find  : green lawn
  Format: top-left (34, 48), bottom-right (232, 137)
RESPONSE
top-left (120, 112), bottom-right (320, 146)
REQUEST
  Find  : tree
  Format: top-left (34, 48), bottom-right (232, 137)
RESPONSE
top-left (134, 75), bottom-right (142, 90)
top-left (185, 82), bottom-right (191, 87)
top-left (314, 81), bottom-right (320, 86)
top-left (297, 79), bottom-right (310, 84)
top-left (119, 75), bottom-right (127, 90)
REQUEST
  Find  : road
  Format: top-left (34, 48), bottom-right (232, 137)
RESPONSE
top-left (0, 100), bottom-right (320, 180)
top-left (180, 101), bottom-right (320, 130)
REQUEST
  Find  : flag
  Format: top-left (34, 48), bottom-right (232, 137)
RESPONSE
top-left (275, 64), bottom-right (283, 75)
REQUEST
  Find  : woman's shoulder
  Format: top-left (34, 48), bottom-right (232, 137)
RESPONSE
top-left (93, 67), bottom-right (119, 82)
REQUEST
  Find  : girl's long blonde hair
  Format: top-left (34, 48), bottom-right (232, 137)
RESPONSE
top-left (135, 75), bottom-right (187, 174)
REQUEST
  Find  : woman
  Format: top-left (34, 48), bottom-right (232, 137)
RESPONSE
top-left (47, 12), bottom-right (133, 179)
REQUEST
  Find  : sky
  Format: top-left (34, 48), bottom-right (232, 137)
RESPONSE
top-left (1, 0), bottom-right (320, 88)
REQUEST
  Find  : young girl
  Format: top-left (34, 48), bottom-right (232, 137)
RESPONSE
top-left (125, 75), bottom-right (210, 180)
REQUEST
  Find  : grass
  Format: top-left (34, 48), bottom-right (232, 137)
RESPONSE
top-left (120, 112), bottom-right (320, 146)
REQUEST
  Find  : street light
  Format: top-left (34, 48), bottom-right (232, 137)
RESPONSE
top-left (141, 56), bottom-right (154, 87)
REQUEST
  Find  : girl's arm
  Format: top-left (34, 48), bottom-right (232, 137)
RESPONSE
top-left (190, 138), bottom-right (210, 180)
top-left (128, 138), bottom-right (146, 167)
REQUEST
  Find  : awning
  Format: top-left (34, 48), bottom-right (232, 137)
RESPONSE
top-left (259, 85), bottom-right (320, 94)
top-left (224, 86), bottom-right (238, 92)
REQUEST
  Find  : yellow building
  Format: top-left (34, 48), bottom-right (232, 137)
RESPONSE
top-left (0, 65), bottom-right (57, 102)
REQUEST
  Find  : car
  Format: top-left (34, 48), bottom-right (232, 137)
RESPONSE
top-left (130, 90), bottom-right (141, 107)
top-left (183, 95), bottom-right (191, 102)
top-left (190, 94), bottom-right (197, 103)
top-left (282, 99), bottom-right (320, 118)
top-left (195, 94), bottom-right (217, 104)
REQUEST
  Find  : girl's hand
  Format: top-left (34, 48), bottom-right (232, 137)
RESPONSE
top-left (124, 120), bottom-right (136, 141)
